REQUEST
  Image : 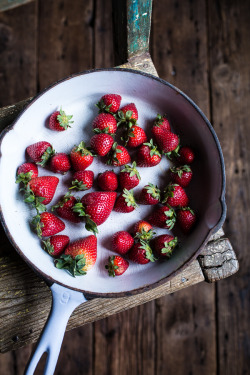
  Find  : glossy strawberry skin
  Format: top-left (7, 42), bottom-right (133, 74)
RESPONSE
top-left (147, 205), bottom-right (176, 229)
top-left (106, 255), bottom-right (129, 276)
top-left (43, 235), bottom-right (70, 257)
top-left (92, 113), bottom-right (117, 134)
top-left (163, 183), bottom-right (189, 208)
top-left (49, 109), bottom-right (73, 131)
top-left (120, 103), bottom-right (138, 121)
top-left (65, 236), bottom-right (97, 271)
top-left (90, 133), bottom-right (114, 156)
top-left (126, 126), bottom-right (147, 148)
top-left (113, 189), bottom-right (137, 213)
top-left (97, 170), bottom-right (118, 191)
top-left (26, 141), bottom-right (53, 165)
top-left (139, 184), bottom-right (160, 205)
top-left (108, 144), bottom-right (131, 167)
top-left (81, 192), bottom-right (117, 225)
top-left (154, 114), bottom-right (171, 132)
top-left (170, 165), bottom-right (193, 188)
top-left (39, 212), bottom-right (65, 237)
top-left (177, 146), bottom-right (195, 164)
top-left (98, 94), bottom-right (122, 113)
top-left (152, 234), bottom-right (177, 259)
top-left (28, 176), bottom-right (59, 205)
top-left (177, 208), bottom-right (196, 233)
top-left (128, 243), bottom-right (150, 264)
top-left (133, 220), bottom-right (153, 235)
top-left (152, 129), bottom-right (179, 154)
top-left (53, 194), bottom-right (81, 223)
top-left (119, 171), bottom-right (139, 190)
top-left (112, 231), bottom-right (134, 255)
top-left (17, 162), bottom-right (38, 179)
top-left (136, 143), bottom-right (161, 167)
top-left (71, 170), bottom-right (94, 190)
top-left (70, 143), bottom-right (94, 171)
top-left (50, 153), bottom-right (71, 174)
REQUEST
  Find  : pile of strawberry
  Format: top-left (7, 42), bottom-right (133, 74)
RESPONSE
top-left (16, 95), bottom-right (196, 278)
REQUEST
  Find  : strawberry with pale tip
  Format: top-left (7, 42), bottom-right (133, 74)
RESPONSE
top-left (32, 212), bottom-right (65, 238)
top-left (105, 255), bottom-right (129, 277)
top-left (97, 170), bottom-right (118, 191)
top-left (43, 235), bottom-right (70, 257)
top-left (55, 235), bottom-right (97, 276)
top-left (138, 183), bottom-right (161, 205)
top-left (52, 193), bottom-right (81, 223)
top-left (112, 231), bottom-right (134, 255)
top-left (107, 142), bottom-right (131, 166)
top-left (49, 107), bottom-right (73, 131)
top-left (162, 183), bottom-right (189, 208)
top-left (70, 170), bottom-right (94, 191)
top-left (128, 240), bottom-right (155, 264)
top-left (152, 235), bottom-right (178, 259)
top-left (170, 165), bottom-right (193, 187)
top-left (16, 162), bottom-right (38, 185)
top-left (70, 141), bottom-right (94, 171)
top-left (26, 141), bottom-right (55, 167)
top-left (96, 94), bottom-right (122, 114)
top-left (147, 205), bottom-right (176, 230)
top-left (114, 189), bottom-right (138, 213)
top-left (50, 153), bottom-right (71, 174)
top-left (119, 162), bottom-right (141, 190)
top-left (92, 113), bottom-right (117, 134)
top-left (177, 207), bottom-right (196, 233)
top-left (136, 139), bottom-right (162, 167)
top-left (133, 220), bottom-right (155, 241)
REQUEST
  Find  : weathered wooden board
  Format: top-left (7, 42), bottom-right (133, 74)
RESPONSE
top-left (0, 0), bottom-right (34, 12)
top-left (208, 0), bottom-right (249, 374)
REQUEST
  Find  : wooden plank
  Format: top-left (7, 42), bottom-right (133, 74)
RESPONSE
top-left (0, 2), bottom-right (37, 107)
top-left (0, 0), bottom-right (34, 12)
top-left (151, 1), bottom-right (217, 374)
top-left (38, 0), bottom-right (94, 90)
top-left (208, 0), bottom-right (250, 374)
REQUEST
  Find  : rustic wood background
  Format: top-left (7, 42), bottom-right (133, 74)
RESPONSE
top-left (0, 0), bottom-right (249, 374)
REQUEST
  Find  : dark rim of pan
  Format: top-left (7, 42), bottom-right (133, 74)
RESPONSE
top-left (0, 68), bottom-right (227, 298)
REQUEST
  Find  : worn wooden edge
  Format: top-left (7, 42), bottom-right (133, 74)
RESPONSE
top-left (0, 0), bottom-right (34, 12)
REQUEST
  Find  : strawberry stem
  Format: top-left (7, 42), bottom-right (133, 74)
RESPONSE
top-left (55, 254), bottom-right (86, 277)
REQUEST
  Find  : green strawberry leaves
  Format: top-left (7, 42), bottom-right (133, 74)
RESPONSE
top-left (161, 237), bottom-right (178, 257)
top-left (143, 139), bottom-right (161, 158)
top-left (15, 171), bottom-right (33, 185)
top-left (121, 161), bottom-right (141, 180)
top-left (105, 255), bottom-right (119, 277)
top-left (57, 107), bottom-right (74, 130)
top-left (72, 202), bottom-right (98, 236)
top-left (122, 189), bottom-right (138, 208)
top-left (55, 254), bottom-right (86, 277)
top-left (20, 185), bottom-right (46, 214)
top-left (37, 146), bottom-right (55, 167)
top-left (69, 179), bottom-right (88, 191)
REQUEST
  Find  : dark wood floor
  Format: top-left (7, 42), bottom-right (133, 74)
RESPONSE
top-left (0, 0), bottom-right (249, 374)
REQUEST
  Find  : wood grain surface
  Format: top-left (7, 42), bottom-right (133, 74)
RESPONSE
top-left (0, 0), bottom-right (246, 374)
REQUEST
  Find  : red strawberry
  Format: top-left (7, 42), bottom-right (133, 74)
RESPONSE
top-left (154, 114), bottom-right (171, 132)
top-left (49, 107), bottom-right (73, 131)
top-left (50, 153), bottom-right (71, 174)
top-left (96, 94), bottom-right (122, 114)
top-left (170, 165), bottom-right (193, 187)
top-left (112, 231), bottom-right (134, 255)
top-left (97, 170), bottom-right (118, 191)
top-left (73, 192), bottom-right (117, 234)
top-left (114, 189), bottom-right (137, 213)
top-left (147, 205), bottom-right (176, 229)
top-left (107, 142), bottom-right (131, 166)
top-left (152, 235), bottom-right (178, 259)
top-left (90, 133), bottom-right (114, 156)
top-left (126, 125), bottom-right (147, 148)
top-left (133, 220), bottom-right (155, 241)
top-left (70, 141), bottom-right (94, 171)
top-left (70, 170), bottom-right (94, 191)
top-left (43, 235), bottom-right (70, 257)
top-left (119, 162), bottom-right (141, 190)
top-left (162, 183), bottom-right (189, 207)
top-left (105, 255), bottom-right (129, 276)
top-left (116, 103), bottom-right (138, 127)
top-left (128, 240), bottom-right (155, 264)
top-left (136, 139), bottom-right (162, 167)
top-left (177, 146), bottom-right (195, 164)
top-left (152, 129), bottom-right (180, 158)
top-left (16, 162), bottom-right (38, 184)
top-left (52, 193), bottom-right (81, 223)
top-left (28, 176), bottom-right (59, 205)
top-left (92, 113), bottom-right (117, 134)
top-left (177, 207), bottom-right (196, 233)
top-left (26, 141), bottom-right (55, 167)
top-left (32, 212), bottom-right (65, 238)
top-left (139, 183), bottom-right (161, 205)
top-left (56, 235), bottom-right (97, 276)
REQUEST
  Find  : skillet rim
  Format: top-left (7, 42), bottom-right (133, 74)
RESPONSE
top-left (0, 67), bottom-right (226, 298)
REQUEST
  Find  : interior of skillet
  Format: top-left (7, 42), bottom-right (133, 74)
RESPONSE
top-left (0, 69), bottom-right (224, 295)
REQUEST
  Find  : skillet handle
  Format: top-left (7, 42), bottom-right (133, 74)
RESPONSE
top-left (24, 283), bottom-right (87, 375)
